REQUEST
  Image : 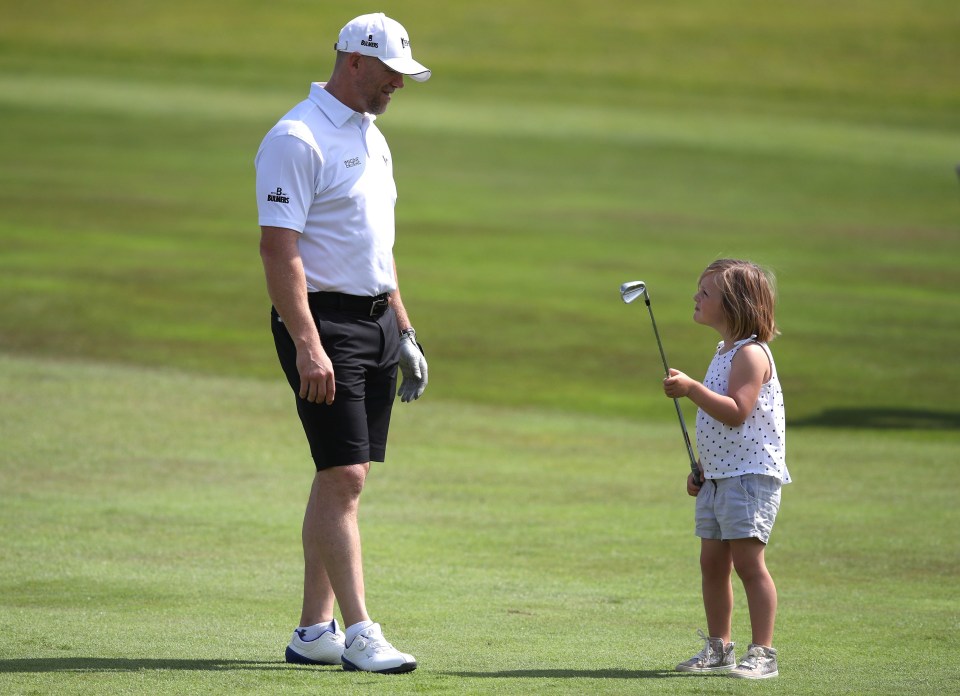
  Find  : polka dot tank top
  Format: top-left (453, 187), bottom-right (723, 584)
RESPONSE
top-left (695, 337), bottom-right (791, 484)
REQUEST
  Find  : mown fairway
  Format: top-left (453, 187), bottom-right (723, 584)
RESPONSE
top-left (1, 1), bottom-right (958, 694)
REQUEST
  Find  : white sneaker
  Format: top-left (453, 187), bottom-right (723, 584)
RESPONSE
top-left (284, 620), bottom-right (346, 665)
top-left (341, 623), bottom-right (417, 674)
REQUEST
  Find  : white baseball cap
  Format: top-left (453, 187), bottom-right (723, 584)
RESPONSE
top-left (334, 13), bottom-right (431, 82)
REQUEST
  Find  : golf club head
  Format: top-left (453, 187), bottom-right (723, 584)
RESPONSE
top-left (619, 281), bottom-right (647, 304)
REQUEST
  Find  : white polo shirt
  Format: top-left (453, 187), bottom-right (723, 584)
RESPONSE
top-left (255, 82), bottom-right (398, 296)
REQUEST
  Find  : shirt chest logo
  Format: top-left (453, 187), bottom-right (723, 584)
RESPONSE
top-left (344, 155), bottom-right (389, 168)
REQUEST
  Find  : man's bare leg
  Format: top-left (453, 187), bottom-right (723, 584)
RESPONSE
top-left (300, 463), bottom-right (370, 628)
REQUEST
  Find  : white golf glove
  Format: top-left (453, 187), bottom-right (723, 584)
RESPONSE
top-left (397, 328), bottom-right (428, 402)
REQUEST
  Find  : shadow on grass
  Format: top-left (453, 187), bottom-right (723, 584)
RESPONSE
top-left (791, 407), bottom-right (960, 431)
top-left (0, 658), bottom-right (293, 673)
top-left (445, 669), bottom-right (680, 679)
top-left (2, 660), bottom-right (687, 680)
top-left (2, 661), bottom-right (680, 679)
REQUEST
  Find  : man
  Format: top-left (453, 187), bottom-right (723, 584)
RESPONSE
top-left (254, 13), bottom-right (430, 675)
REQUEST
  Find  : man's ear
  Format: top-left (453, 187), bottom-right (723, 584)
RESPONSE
top-left (346, 52), bottom-right (364, 73)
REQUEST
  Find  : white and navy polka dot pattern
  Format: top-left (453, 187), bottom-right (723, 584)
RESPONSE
top-left (695, 337), bottom-right (791, 484)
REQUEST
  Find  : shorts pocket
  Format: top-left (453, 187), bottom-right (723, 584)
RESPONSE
top-left (737, 474), bottom-right (761, 501)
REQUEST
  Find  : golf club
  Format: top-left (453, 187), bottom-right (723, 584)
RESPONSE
top-left (620, 280), bottom-right (702, 487)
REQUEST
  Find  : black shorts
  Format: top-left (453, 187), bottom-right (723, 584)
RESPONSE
top-left (271, 294), bottom-right (401, 470)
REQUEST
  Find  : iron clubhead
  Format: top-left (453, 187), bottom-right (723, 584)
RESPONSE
top-left (619, 281), bottom-right (647, 304)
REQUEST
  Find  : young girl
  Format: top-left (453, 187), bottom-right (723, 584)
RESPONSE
top-left (663, 259), bottom-right (790, 680)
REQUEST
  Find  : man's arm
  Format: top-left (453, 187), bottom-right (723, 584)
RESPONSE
top-left (388, 259), bottom-right (413, 332)
top-left (390, 258), bottom-right (428, 402)
top-left (259, 226), bottom-right (335, 404)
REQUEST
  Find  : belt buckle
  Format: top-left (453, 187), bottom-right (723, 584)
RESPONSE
top-left (369, 295), bottom-right (388, 316)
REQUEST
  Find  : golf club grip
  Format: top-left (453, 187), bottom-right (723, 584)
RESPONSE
top-left (681, 431), bottom-right (702, 487)
top-left (691, 468), bottom-right (702, 488)
top-left (672, 398), bottom-right (701, 487)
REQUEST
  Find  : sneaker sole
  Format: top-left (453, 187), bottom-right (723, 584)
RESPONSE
top-left (728, 670), bottom-right (778, 679)
top-left (676, 665), bottom-right (735, 673)
top-left (284, 645), bottom-right (341, 666)
top-left (341, 655), bottom-right (417, 674)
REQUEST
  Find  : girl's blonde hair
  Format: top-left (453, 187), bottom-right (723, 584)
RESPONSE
top-left (701, 259), bottom-right (780, 342)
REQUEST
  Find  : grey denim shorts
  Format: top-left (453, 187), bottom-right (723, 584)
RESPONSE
top-left (695, 474), bottom-right (782, 543)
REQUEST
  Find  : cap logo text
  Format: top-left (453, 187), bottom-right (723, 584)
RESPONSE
top-left (401, 38), bottom-right (410, 48)
top-left (361, 34), bottom-right (379, 48)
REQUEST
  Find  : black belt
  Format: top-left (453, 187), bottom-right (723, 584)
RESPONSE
top-left (308, 291), bottom-right (390, 317)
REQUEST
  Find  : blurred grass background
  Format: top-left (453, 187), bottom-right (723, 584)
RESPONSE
top-left (2, 0), bottom-right (958, 422)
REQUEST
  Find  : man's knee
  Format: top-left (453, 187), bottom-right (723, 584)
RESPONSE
top-left (316, 463), bottom-right (369, 502)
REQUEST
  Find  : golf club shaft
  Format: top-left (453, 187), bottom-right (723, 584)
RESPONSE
top-left (645, 298), bottom-right (702, 487)
top-left (672, 398), bottom-right (700, 482)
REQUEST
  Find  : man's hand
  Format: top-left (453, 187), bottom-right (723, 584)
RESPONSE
top-left (397, 329), bottom-right (428, 402)
top-left (260, 226), bottom-right (335, 404)
top-left (297, 345), bottom-right (336, 405)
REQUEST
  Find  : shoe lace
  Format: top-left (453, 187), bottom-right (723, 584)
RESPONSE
top-left (691, 628), bottom-right (723, 665)
top-left (693, 629), bottom-right (709, 661)
top-left (739, 647), bottom-right (765, 670)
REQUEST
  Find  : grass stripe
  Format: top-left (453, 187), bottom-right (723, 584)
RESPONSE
top-left (2, 73), bottom-right (956, 169)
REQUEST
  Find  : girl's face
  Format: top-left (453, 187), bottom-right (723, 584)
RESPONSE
top-left (693, 272), bottom-right (727, 332)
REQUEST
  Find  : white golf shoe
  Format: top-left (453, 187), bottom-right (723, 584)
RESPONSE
top-left (284, 620), bottom-right (346, 665)
top-left (341, 623), bottom-right (417, 674)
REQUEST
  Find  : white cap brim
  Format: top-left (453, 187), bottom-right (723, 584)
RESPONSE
top-left (380, 56), bottom-right (431, 82)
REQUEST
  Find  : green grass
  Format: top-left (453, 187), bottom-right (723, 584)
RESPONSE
top-left (1, 355), bottom-right (957, 694)
top-left (1, 0), bottom-right (959, 693)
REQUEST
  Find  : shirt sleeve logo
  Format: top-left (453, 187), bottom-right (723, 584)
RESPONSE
top-left (266, 187), bottom-right (290, 203)
top-left (344, 157), bottom-right (361, 168)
